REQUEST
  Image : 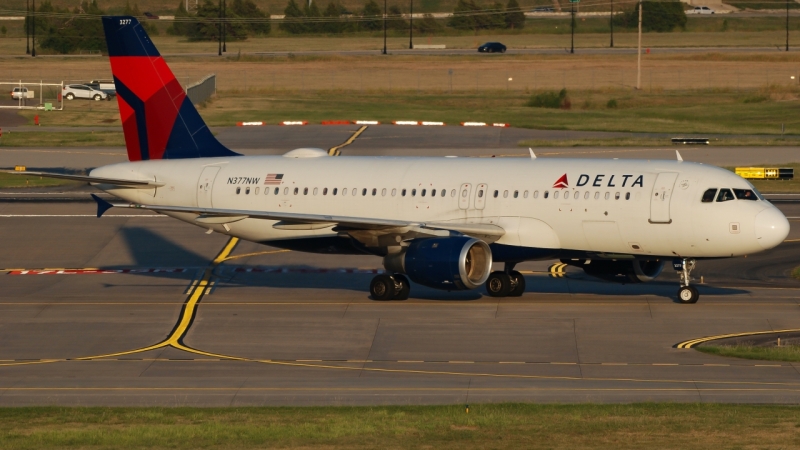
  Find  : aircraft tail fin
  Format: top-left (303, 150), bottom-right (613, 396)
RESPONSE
top-left (101, 16), bottom-right (239, 161)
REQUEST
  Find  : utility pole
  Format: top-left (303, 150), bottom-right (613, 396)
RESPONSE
top-left (382, 0), bottom-right (387, 55)
top-left (610, 0), bottom-right (614, 48)
top-left (217, 0), bottom-right (222, 56)
top-left (222, 0), bottom-right (227, 53)
top-left (786, 0), bottom-right (790, 52)
top-left (31, 0), bottom-right (35, 57)
top-left (636, 0), bottom-right (642, 89)
top-left (409, 0), bottom-right (413, 49)
top-left (570, 1), bottom-right (575, 54)
top-left (26, 0), bottom-right (30, 55)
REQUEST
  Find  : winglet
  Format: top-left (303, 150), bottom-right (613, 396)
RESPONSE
top-left (676, 150), bottom-right (683, 162)
top-left (91, 194), bottom-right (114, 218)
top-left (529, 148), bottom-right (536, 159)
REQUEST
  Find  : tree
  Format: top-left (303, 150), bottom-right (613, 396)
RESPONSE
top-left (361, 0), bottom-right (382, 31)
top-left (167, 0), bottom-right (191, 36)
top-left (322, 3), bottom-right (346, 33)
top-left (303, 1), bottom-right (323, 33)
top-left (186, 0), bottom-right (247, 42)
top-left (124, 2), bottom-right (159, 35)
top-left (231, 0), bottom-right (271, 35)
top-left (39, 1), bottom-right (108, 54)
top-left (505, 0), bottom-right (524, 29)
top-left (414, 13), bottom-right (442, 34)
top-left (387, 5), bottom-right (407, 30)
top-left (448, 0), bottom-right (504, 33)
top-left (616, 1), bottom-right (686, 32)
top-left (280, 0), bottom-right (307, 34)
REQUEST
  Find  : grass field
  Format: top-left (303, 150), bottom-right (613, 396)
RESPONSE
top-left (793, 266), bottom-right (800, 279)
top-left (0, 171), bottom-right (78, 188)
top-left (1, 404), bottom-right (799, 449)
top-left (697, 344), bottom-right (800, 362)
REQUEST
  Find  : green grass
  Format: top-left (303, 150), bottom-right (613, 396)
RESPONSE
top-left (0, 172), bottom-right (78, 188)
top-left (0, 404), bottom-right (799, 449)
top-left (793, 266), bottom-right (800, 280)
top-left (202, 88), bottom-right (800, 135)
top-left (697, 344), bottom-right (800, 362)
top-left (0, 131), bottom-right (124, 147)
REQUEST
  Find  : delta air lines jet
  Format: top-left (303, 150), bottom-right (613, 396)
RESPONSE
top-left (8, 17), bottom-right (790, 303)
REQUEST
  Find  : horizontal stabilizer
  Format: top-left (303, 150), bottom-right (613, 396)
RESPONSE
top-left (91, 194), bottom-right (115, 217)
top-left (1, 170), bottom-right (163, 187)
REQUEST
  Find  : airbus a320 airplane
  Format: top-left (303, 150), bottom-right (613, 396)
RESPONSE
top-left (9, 17), bottom-right (790, 304)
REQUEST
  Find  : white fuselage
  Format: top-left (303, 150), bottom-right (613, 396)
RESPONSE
top-left (91, 155), bottom-right (790, 259)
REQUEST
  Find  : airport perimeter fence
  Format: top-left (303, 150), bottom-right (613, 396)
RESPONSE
top-left (186, 74), bottom-right (216, 105)
top-left (0, 81), bottom-right (64, 110)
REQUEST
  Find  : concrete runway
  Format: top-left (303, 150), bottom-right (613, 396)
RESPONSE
top-left (1, 125), bottom-right (799, 406)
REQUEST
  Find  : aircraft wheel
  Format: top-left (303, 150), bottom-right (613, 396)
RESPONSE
top-left (370, 274), bottom-right (395, 301)
top-left (485, 271), bottom-right (512, 297)
top-left (677, 286), bottom-right (699, 304)
top-left (508, 270), bottom-right (526, 297)
top-left (392, 274), bottom-right (410, 300)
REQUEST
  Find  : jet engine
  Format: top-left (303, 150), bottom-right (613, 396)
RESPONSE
top-left (384, 237), bottom-right (492, 290)
top-left (564, 259), bottom-right (665, 283)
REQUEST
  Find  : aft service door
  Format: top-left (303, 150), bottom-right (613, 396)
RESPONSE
top-left (474, 183), bottom-right (488, 210)
top-left (458, 183), bottom-right (472, 210)
top-left (650, 172), bottom-right (678, 224)
top-left (197, 166), bottom-right (220, 208)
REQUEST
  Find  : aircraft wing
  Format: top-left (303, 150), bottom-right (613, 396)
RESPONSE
top-left (96, 196), bottom-right (505, 239)
top-left (2, 170), bottom-right (163, 187)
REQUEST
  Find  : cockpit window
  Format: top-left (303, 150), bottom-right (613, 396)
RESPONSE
top-left (733, 189), bottom-right (758, 201)
top-left (701, 188), bottom-right (717, 203)
top-left (716, 189), bottom-right (735, 202)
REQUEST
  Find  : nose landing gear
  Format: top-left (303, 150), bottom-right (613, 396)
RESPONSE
top-left (676, 258), bottom-right (699, 304)
top-left (370, 273), bottom-right (410, 300)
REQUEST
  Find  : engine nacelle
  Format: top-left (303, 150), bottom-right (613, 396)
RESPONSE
top-left (565, 259), bottom-right (665, 283)
top-left (384, 237), bottom-right (492, 290)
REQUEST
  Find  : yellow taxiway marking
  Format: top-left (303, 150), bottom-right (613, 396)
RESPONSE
top-left (547, 263), bottom-right (567, 278)
top-left (328, 125), bottom-right (368, 156)
top-left (675, 328), bottom-right (800, 349)
top-left (222, 249), bottom-right (290, 261)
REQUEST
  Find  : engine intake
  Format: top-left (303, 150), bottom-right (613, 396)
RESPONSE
top-left (384, 237), bottom-right (492, 290)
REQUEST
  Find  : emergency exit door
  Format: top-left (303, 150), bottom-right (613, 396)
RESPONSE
top-left (650, 172), bottom-right (678, 224)
top-left (197, 166), bottom-right (220, 208)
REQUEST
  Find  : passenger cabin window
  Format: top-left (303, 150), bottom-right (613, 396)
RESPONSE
top-left (236, 187), bottom-right (241, 194)
top-left (478, 189), bottom-right (484, 198)
top-left (381, 188), bottom-right (386, 196)
top-left (245, 187), bottom-right (250, 195)
top-left (493, 190), bottom-right (499, 198)
top-left (352, 188), bottom-right (357, 196)
top-left (303, 188), bottom-right (308, 195)
top-left (553, 191), bottom-right (559, 199)
top-left (523, 190), bottom-right (529, 198)
top-left (615, 192), bottom-right (620, 200)
top-left (604, 192), bottom-right (610, 200)
top-left (625, 192), bottom-right (630, 200)
top-left (544, 191), bottom-right (549, 199)
top-left (533, 191), bottom-right (539, 199)
top-left (323, 188), bottom-right (328, 195)
top-left (421, 189), bottom-right (426, 197)
top-left (503, 190), bottom-right (508, 198)
top-left (294, 188), bottom-right (299, 195)
top-left (274, 187), bottom-right (279, 195)
top-left (717, 189), bottom-right (735, 202)
top-left (584, 192), bottom-right (590, 200)
top-left (332, 188), bottom-right (338, 195)
top-left (362, 188), bottom-right (367, 196)
top-left (343, 188), bottom-right (348, 196)
top-left (402, 189), bottom-right (407, 197)
top-left (594, 192), bottom-right (599, 200)
top-left (412, 189), bottom-right (417, 197)
top-left (574, 191), bottom-right (579, 200)
top-left (255, 187), bottom-right (260, 195)
top-left (392, 188), bottom-right (397, 196)
top-left (734, 189), bottom-right (758, 201)
top-left (514, 190), bottom-right (519, 198)
top-left (313, 188), bottom-right (318, 195)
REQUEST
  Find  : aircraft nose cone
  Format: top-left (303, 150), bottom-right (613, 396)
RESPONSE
top-left (754, 207), bottom-right (790, 250)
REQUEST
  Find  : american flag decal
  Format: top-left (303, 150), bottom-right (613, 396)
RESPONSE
top-left (264, 174), bottom-right (284, 185)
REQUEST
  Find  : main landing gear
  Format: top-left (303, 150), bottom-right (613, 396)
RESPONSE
top-left (485, 263), bottom-right (526, 297)
top-left (676, 258), bottom-right (700, 304)
top-left (370, 273), bottom-right (410, 301)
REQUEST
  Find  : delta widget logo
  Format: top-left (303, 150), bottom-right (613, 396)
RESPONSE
top-left (553, 174), bottom-right (569, 189)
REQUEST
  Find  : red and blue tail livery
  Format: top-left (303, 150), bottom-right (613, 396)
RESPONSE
top-left (102, 16), bottom-right (239, 161)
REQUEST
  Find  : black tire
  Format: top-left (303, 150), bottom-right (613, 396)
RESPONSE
top-left (508, 270), bottom-right (526, 297)
top-left (677, 286), bottom-right (699, 304)
top-left (370, 274), bottom-right (395, 301)
top-left (392, 274), bottom-right (410, 300)
top-left (93, 94), bottom-right (102, 101)
top-left (65, 93), bottom-right (74, 100)
top-left (501, 48), bottom-right (506, 53)
top-left (485, 271), bottom-right (512, 297)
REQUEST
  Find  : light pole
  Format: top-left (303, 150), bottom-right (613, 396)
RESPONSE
top-left (570, 1), bottom-right (575, 54)
top-left (786, 0), bottom-right (790, 52)
top-left (382, 0), bottom-right (387, 55)
top-left (31, 0), bottom-right (35, 57)
top-left (409, 0), bottom-right (413, 49)
top-left (217, 0), bottom-right (222, 56)
top-left (636, 0), bottom-right (642, 90)
top-left (610, 0), bottom-right (614, 48)
top-left (26, 0), bottom-right (30, 55)
top-left (222, 0), bottom-right (227, 53)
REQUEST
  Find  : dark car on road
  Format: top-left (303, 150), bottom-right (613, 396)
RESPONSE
top-left (478, 42), bottom-right (506, 53)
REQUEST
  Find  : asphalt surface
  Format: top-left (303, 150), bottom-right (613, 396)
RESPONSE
top-left (1, 126), bottom-right (799, 406)
top-left (2, 124), bottom-right (800, 170)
